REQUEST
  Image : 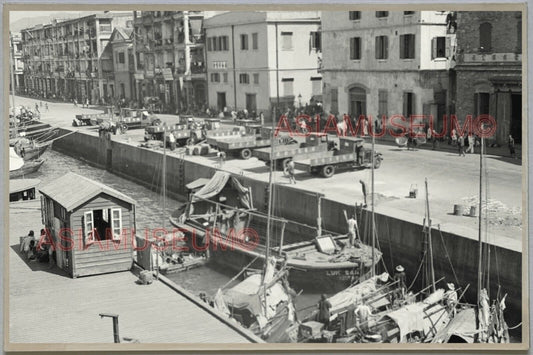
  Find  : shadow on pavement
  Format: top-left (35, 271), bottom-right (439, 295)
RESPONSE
top-left (10, 244), bottom-right (69, 278)
top-left (487, 155), bottom-right (522, 166)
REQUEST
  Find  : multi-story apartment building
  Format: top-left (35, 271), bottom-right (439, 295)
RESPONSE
top-left (101, 27), bottom-right (134, 101)
top-left (321, 11), bottom-right (453, 129)
top-left (133, 11), bottom-right (218, 113)
top-left (9, 32), bottom-right (25, 93)
top-left (20, 12), bottom-right (132, 104)
top-left (452, 11), bottom-right (522, 144)
top-left (204, 11), bottom-right (322, 119)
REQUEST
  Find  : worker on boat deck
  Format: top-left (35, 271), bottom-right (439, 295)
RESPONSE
top-left (355, 302), bottom-right (372, 333)
top-left (347, 215), bottom-right (360, 248)
top-left (318, 294), bottom-right (332, 327)
top-left (444, 283), bottom-right (458, 316)
top-left (394, 265), bottom-right (407, 299)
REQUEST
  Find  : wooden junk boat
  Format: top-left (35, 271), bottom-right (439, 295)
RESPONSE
top-left (170, 171), bottom-right (381, 292)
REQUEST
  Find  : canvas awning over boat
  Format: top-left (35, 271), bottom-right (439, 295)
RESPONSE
top-left (327, 273), bottom-right (389, 317)
top-left (431, 307), bottom-right (477, 343)
top-left (192, 171), bottom-right (252, 210)
top-left (383, 289), bottom-right (449, 341)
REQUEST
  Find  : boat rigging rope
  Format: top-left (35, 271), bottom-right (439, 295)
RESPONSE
top-left (407, 249), bottom-right (427, 291)
top-left (437, 225), bottom-right (461, 289)
top-left (507, 322), bottom-right (522, 330)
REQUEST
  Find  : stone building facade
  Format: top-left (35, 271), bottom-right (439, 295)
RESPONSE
top-left (321, 11), bottom-right (454, 131)
top-left (452, 11), bottom-right (522, 144)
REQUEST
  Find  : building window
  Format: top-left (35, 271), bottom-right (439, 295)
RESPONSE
top-left (310, 31), bottom-right (321, 51)
top-left (400, 34), bottom-right (415, 59)
top-left (252, 33), bottom-right (258, 50)
top-left (349, 11), bottom-right (361, 20)
top-left (479, 22), bottom-right (492, 52)
top-left (311, 77), bottom-right (322, 96)
top-left (432, 36), bottom-right (447, 59)
top-left (350, 37), bottom-right (362, 60)
top-left (118, 52), bottom-right (125, 64)
top-left (404, 11), bottom-right (415, 15)
top-left (403, 92), bottom-right (415, 119)
top-left (281, 32), bottom-right (293, 51)
top-left (99, 19), bottom-right (112, 32)
top-left (375, 36), bottom-right (388, 59)
top-left (223, 72), bottom-right (228, 83)
top-left (239, 73), bottom-right (249, 84)
top-left (474, 92), bottom-right (490, 116)
top-left (240, 34), bottom-right (248, 50)
top-left (282, 78), bottom-right (294, 96)
top-left (376, 11), bottom-right (389, 18)
top-left (208, 36), bottom-right (229, 51)
top-left (211, 73), bottom-right (220, 83)
top-left (378, 90), bottom-right (388, 118)
top-left (253, 73), bottom-right (259, 84)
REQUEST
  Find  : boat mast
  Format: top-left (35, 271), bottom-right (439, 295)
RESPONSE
top-left (477, 128), bottom-right (484, 307)
top-left (371, 124), bottom-right (375, 277)
top-left (9, 32), bottom-right (18, 134)
top-left (425, 178), bottom-right (436, 293)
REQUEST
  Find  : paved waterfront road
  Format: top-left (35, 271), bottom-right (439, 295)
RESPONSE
top-left (12, 96), bottom-right (523, 246)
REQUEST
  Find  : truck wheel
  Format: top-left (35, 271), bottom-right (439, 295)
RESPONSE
top-left (240, 148), bottom-right (252, 160)
top-left (321, 165), bottom-right (335, 178)
top-left (374, 158), bottom-right (382, 169)
top-left (281, 158), bottom-right (291, 171)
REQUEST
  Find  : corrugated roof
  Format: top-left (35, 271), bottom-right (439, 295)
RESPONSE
top-left (39, 172), bottom-right (135, 211)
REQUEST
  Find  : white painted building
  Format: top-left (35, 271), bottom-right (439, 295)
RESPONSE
top-left (321, 11), bottom-right (454, 128)
top-left (204, 11), bottom-right (322, 119)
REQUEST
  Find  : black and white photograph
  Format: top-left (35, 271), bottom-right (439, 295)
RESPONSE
top-left (3, 4), bottom-right (528, 351)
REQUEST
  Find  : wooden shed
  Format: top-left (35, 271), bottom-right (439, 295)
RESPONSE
top-left (39, 172), bottom-right (136, 278)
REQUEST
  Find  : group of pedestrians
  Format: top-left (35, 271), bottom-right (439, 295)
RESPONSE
top-left (456, 133), bottom-right (475, 156)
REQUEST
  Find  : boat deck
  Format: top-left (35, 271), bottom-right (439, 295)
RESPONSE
top-left (7, 201), bottom-right (257, 346)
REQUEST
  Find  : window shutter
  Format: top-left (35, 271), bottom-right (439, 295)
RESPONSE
top-left (384, 36), bottom-right (388, 59)
top-left (83, 211), bottom-right (94, 246)
top-left (445, 36), bottom-right (451, 58)
top-left (375, 37), bottom-right (380, 59)
top-left (350, 38), bottom-right (354, 59)
top-left (410, 35), bottom-right (415, 58)
top-left (431, 38), bottom-right (437, 59)
top-left (403, 92), bottom-right (408, 117)
top-left (309, 32), bottom-right (312, 53)
top-left (111, 208), bottom-right (122, 240)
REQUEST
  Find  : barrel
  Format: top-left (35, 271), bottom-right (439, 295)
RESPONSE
top-left (469, 206), bottom-right (477, 217)
top-left (453, 204), bottom-right (465, 216)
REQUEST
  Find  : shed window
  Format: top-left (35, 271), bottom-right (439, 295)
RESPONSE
top-left (111, 208), bottom-right (122, 240)
top-left (84, 208), bottom-right (120, 243)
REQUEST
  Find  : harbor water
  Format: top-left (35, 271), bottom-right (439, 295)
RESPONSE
top-left (32, 149), bottom-right (320, 319)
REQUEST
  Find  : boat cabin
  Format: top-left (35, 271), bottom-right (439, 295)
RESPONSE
top-left (39, 172), bottom-right (136, 278)
top-left (10, 178), bottom-right (40, 202)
